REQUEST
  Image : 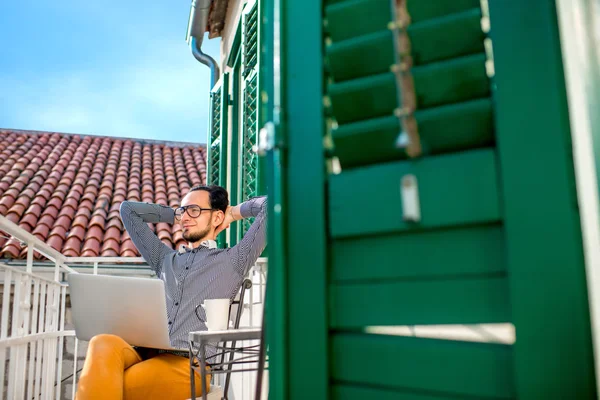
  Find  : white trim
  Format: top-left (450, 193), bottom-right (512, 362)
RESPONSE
top-left (64, 256), bottom-right (146, 264)
top-left (0, 262), bottom-right (69, 285)
top-left (0, 215), bottom-right (75, 273)
top-left (556, 0), bottom-right (600, 395)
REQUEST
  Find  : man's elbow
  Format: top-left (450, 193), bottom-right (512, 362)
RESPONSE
top-left (259, 196), bottom-right (268, 212)
top-left (119, 201), bottom-right (131, 220)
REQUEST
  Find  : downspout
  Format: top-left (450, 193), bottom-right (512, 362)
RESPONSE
top-left (187, 0), bottom-right (220, 88)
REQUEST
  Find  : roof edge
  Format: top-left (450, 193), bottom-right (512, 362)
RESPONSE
top-left (0, 128), bottom-right (207, 148)
top-left (208, 0), bottom-right (230, 38)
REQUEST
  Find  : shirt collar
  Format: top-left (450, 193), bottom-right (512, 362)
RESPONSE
top-left (178, 240), bottom-right (217, 253)
top-left (199, 240), bottom-right (217, 249)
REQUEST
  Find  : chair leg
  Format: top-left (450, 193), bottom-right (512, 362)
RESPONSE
top-left (254, 308), bottom-right (266, 400)
top-left (224, 278), bottom-right (252, 399)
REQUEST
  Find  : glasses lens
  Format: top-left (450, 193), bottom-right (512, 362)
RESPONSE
top-left (187, 205), bottom-right (202, 218)
top-left (174, 207), bottom-right (184, 220)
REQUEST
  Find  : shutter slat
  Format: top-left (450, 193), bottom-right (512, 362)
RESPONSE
top-left (331, 334), bottom-right (515, 399)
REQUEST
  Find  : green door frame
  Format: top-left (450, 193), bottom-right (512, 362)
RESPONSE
top-left (556, 0), bottom-right (600, 388)
top-left (229, 24), bottom-right (243, 246)
top-left (264, 0), bottom-right (329, 399)
top-left (490, 1), bottom-right (596, 397)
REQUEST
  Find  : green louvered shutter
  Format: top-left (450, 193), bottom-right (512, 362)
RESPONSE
top-left (207, 75), bottom-right (229, 247)
top-left (207, 81), bottom-right (222, 186)
top-left (241, 0), bottom-right (261, 236)
top-left (265, 0), bottom-right (598, 399)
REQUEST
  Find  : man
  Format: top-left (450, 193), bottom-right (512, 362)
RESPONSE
top-left (75, 185), bottom-right (267, 400)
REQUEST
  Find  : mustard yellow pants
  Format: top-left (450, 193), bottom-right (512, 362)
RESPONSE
top-left (75, 334), bottom-right (210, 400)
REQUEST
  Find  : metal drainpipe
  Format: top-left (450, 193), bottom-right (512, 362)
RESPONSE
top-left (191, 37), bottom-right (219, 88)
top-left (187, 0), bottom-right (220, 88)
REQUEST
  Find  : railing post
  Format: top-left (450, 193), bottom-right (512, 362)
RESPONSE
top-left (56, 285), bottom-right (67, 400)
top-left (34, 282), bottom-right (47, 399)
top-left (14, 244), bottom-right (35, 397)
top-left (27, 278), bottom-right (41, 400)
top-left (7, 271), bottom-right (23, 399)
top-left (54, 260), bottom-right (60, 282)
top-left (249, 270), bottom-right (255, 327)
top-left (0, 269), bottom-right (12, 397)
top-left (72, 338), bottom-right (79, 400)
top-left (44, 284), bottom-right (59, 398)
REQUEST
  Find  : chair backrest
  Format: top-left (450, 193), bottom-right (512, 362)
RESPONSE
top-left (229, 278), bottom-right (253, 329)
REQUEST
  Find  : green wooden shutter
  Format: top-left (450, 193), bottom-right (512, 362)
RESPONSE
top-left (323, 2), bottom-right (510, 398)
top-left (241, 0), bottom-right (261, 236)
top-left (243, 0), bottom-right (259, 78)
top-left (268, 0), bottom-right (597, 399)
top-left (207, 83), bottom-right (222, 186)
top-left (207, 75), bottom-right (230, 247)
top-left (228, 24), bottom-right (244, 247)
top-left (207, 78), bottom-right (229, 186)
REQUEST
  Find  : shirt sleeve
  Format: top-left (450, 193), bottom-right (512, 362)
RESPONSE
top-left (119, 201), bottom-right (175, 274)
top-left (232, 196), bottom-right (267, 276)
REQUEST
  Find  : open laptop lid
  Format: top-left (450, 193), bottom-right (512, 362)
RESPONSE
top-left (67, 274), bottom-right (174, 350)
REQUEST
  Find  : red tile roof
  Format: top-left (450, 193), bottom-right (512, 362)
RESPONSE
top-left (0, 129), bottom-right (207, 259)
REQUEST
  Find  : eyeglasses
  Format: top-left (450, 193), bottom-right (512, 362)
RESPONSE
top-left (174, 205), bottom-right (215, 221)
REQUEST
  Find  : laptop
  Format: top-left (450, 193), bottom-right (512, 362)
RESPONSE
top-left (67, 273), bottom-right (176, 350)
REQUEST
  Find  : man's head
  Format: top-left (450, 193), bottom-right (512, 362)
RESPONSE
top-left (176, 185), bottom-right (229, 244)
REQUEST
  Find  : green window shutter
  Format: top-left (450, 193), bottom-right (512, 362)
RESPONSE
top-left (243, 1), bottom-right (259, 78)
top-left (206, 75), bottom-right (230, 247)
top-left (218, 74), bottom-right (230, 191)
top-left (242, 72), bottom-right (258, 235)
top-left (207, 81), bottom-right (222, 186)
top-left (241, 0), bottom-right (261, 237)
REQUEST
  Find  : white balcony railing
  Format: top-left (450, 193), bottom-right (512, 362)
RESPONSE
top-left (0, 214), bottom-right (267, 400)
top-left (0, 215), bottom-right (76, 400)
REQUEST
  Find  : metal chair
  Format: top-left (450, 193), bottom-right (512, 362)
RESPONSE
top-left (188, 278), bottom-right (254, 400)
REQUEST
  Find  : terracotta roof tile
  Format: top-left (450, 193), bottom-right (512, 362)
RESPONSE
top-left (104, 226), bottom-right (122, 242)
top-left (119, 234), bottom-right (139, 256)
top-left (67, 225), bottom-right (86, 240)
top-left (79, 199), bottom-right (94, 213)
top-left (81, 238), bottom-right (101, 257)
top-left (85, 225), bottom-right (104, 241)
top-left (37, 187), bottom-right (53, 201)
top-left (5, 213), bottom-right (20, 224)
top-left (172, 227), bottom-right (183, 244)
top-left (38, 214), bottom-right (56, 229)
top-left (100, 239), bottom-right (120, 257)
top-left (32, 224), bottom-right (50, 239)
top-left (62, 236), bottom-right (82, 256)
top-left (72, 210), bottom-right (91, 229)
top-left (53, 215), bottom-right (73, 231)
top-left (7, 203), bottom-right (26, 219)
top-left (3, 188), bottom-right (22, 200)
top-left (0, 129), bottom-right (206, 259)
top-left (106, 218), bottom-right (123, 231)
top-left (63, 197), bottom-right (79, 210)
top-left (3, 240), bottom-right (22, 258)
top-left (46, 235), bottom-right (65, 253)
top-left (41, 205), bottom-right (59, 220)
top-left (49, 225), bottom-right (68, 240)
top-left (0, 196), bottom-right (15, 215)
top-left (46, 197), bottom-right (63, 210)
top-left (21, 214), bottom-right (39, 230)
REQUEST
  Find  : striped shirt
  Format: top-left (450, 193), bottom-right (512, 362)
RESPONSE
top-left (119, 196), bottom-right (267, 359)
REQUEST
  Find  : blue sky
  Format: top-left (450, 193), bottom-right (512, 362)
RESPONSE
top-left (0, 1), bottom-right (221, 144)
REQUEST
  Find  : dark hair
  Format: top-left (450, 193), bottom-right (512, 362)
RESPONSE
top-left (189, 185), bottom-right (229, 212)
